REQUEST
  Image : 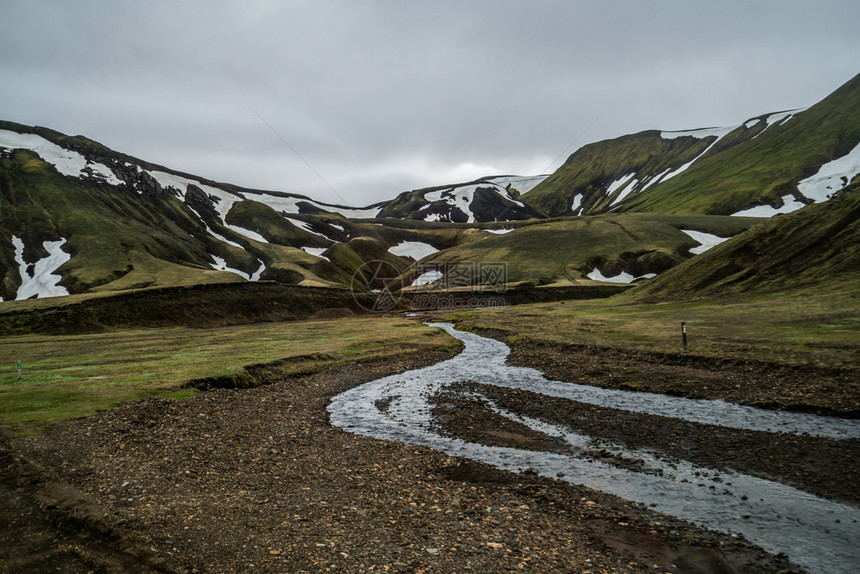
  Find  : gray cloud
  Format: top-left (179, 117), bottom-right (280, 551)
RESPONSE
top-left (2, 0), bottom-right (858, 205)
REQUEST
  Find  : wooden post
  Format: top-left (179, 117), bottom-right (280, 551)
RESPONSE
top-left (17, 360), bottom-right (22, 379)
top-left (681, 322), bottom-right (688, 351)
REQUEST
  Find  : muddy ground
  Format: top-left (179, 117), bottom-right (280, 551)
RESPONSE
top-left (4, 333), bottom-right (852, 573)
top-left (501, 335), bottom-right (859, 418)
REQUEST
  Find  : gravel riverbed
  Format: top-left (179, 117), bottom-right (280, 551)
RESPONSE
top-left (5, 336), bottom-right (847, 573)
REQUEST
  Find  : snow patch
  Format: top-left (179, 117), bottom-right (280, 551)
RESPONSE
top-left (147, 170), bottom-right (243, 224)
top-left (797, 142), bottom-right (860, 203)
top-left (440, 185), bottom-right (476, 223)
top-left (422, 182), bottom-right (524, 223)
top-left (587, 268), bottom-right (654, 284)
top-left (318, 204), bottom-right (383, 219)
top-left (732, 195), bottom-right (806, 217)
top-left (487, 175), bottom-right (549, 193)
top-left (388, 241), bottom-right (438, 260)
top-left (249, 262), bottom-right (265, 281)
top-left (658, 126), bottom-right (735, 184)
top-left (606, 173), bottom-right (636, 194)
top-left (301, 247), bottom-right (330, 262)
top-left (12, 236), bottom-right (71, 299)
top-left (0, 129), bottom-right (122, 186)
top-left (681, 230), bottom-right (730, 254)
top-left (639, 169), bottom-right (672, 192)
top-left (485, 228), bottom-right (515, 235)
top-left (224, 224), bottom-right (268, 244)
top-left (286, 217), bottom-right (330, 239)
top-left (660, 126), bottom-right (736, 140)
top-left (248, 191), bottom-right (381, 218)
top-left (609, 176), bottom-right (639, 206)
top-left (749, 109), bottom-right (805, 139)
top-left (210, 255), bottom-right (255, 280)
top-left (412, 270), bottom-right (444, 286)
top-left (570, 193), bottom-right (583, 215)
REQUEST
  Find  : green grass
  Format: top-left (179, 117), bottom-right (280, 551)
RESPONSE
top-left (622, 189), bottom-right (860, 301)
top-left (523, 74), bottom-right (859, 217)
top-left (0, 315), bottom-right (455, 435)
top-left (446, 285), bottom-right (860, 369)
top-left (416, 213), bottom-right (758, 286)
top-left (523, 130), bottom-right (715, 216)
top-left (622, 76), bottom-right (859, 215)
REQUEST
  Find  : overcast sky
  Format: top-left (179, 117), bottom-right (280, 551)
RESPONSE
top-left (2, 1), bottom-right (858, 206)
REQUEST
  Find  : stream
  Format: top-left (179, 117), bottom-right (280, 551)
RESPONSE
top-left (328, 323), bottom-right (860, 573)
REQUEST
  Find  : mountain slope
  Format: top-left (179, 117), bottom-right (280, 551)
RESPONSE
top-left (524, 74), bottom-right (860, 217)
top-left (622, 186), bottom-right (860, 302)
top-left (377, 176), bottom-right (547, 222)
top-left (0, 122), bottom-right (462, 300)
top-left (403, 214), bottom-right (758, 288)
top-left (2, 74), bottom-right (858, 302)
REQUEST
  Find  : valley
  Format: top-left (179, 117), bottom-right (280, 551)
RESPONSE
top-left (1, 74), bottom-right (859, 573)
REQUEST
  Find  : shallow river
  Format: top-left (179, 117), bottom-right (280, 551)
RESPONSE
top-left (328, 323), bottom-right (860, 573)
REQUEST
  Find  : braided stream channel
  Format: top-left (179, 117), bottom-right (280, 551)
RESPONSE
top-left (328, 323), bottom-right (860, 573)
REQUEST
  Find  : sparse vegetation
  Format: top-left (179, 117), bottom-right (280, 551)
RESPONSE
top-left (447, 284), bottom-right (860, 369)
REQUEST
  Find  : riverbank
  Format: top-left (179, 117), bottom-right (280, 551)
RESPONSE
top-left (4, 346), bottom-right (799, 574)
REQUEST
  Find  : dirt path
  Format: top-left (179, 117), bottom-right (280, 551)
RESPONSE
top-left (3, 349), bottom-right (802, 573)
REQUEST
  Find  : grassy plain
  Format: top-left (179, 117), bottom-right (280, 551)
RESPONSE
top-left (0, 315), bottom-right (453, 434)
top-left (446, 284), bottom-right (860, 369)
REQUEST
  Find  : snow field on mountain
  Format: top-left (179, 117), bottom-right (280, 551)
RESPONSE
top-left (12, 236), bottom-right (71, 299)
top-left (608, 174), bottom-right (639, 206)
top-left (658, 125), bottom-right (736, 184)
top-left (681, 229), bottom-right (730, 254)
top-left (286, 218), bottom-right (330, 239)
top-left (387, 241), bottom-right (438, 260)
top-left (570, 193), bottom-right (583, 215)
top-left (606, 173), bottom-right (636, 194)
top-left (586, 268), bottom-right (656, 284)
top-left (421, 182), bottom-right (526, 223)
top-left (412, 270), bottom-right (444, 286)
top-left (487, 175), bottom-right (549, 194)
top-left (0, 129), bottom-right (122, 186)
top-left (245, 192), bottom-right (381, 219)
top-left (797, 141), bottom-right (860, 203)
top-left (209, 255), bottom-right (265, 281)
top-left (423, 186), bottom-right (477, 223)
top-left (732, 195), bottom-right (806, 217)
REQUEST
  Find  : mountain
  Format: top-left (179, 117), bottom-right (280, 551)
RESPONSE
top-left (0, 121), bottom-right (756, 302)
top-left (622, 185), bottom-right (860, 302)
top-left (1, 75), bottom-right (858, 303)
top-left (377, 176), bottom-right (548, 222)
top-left (523, 73), bottom-right (860, 217)
top-left (400, 213), bottom-right (758, 289)
top-left (0, 121), bottom-right (410, 300)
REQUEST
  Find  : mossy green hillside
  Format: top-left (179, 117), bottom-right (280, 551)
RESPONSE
top-left (523, 130), bottom-right (716, 216)
top-left (524, 74), bottom-right (860, 217)
top-left (622, 188), bottom-right (860, 302)
top-left (621, 75), bottom-right (860, 215)
top-left (414, 214), bottom-right (759, 287)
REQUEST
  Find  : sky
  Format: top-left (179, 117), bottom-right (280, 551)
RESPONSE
top-left (2, 1), bottom-right (858, 207)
